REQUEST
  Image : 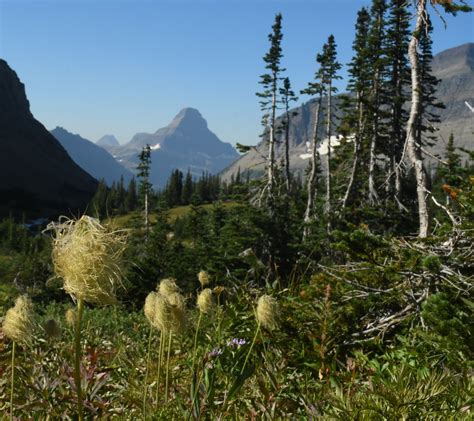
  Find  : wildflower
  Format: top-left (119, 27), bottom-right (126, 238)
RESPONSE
top-left (256, 295), bottom-right (279, 331)
top-left (158, 278), bottom-right (180, 297)
top-left (197, 288), bottom-right (213, 314)
top-left (198, 270), bottom-right (210, 287)
top-left (227, 338), bottom-right (246, 348)
top-left (49, 216), bottom-right (126, 305)
top-left (208, 347), bottom-right (223, 358)
top-left (3, 295), bottom-right (35, 346)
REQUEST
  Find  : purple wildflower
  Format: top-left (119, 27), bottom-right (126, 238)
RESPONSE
top-left (227, 338), bottom-right (247, 348)
top-left (208, 347), bottom-right (223, 358)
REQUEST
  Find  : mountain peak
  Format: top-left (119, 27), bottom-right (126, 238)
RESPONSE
top-left (167, 107), bottom-right (208, 132)
top-left (97, 134), bottom-right (120, 147)
top-left (0, 59), bottom-right (32, 117)
top-left (432, 42), bottom-right (474, 78)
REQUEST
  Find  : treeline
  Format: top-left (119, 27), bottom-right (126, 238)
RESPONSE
top-left (88, 169), bottom-right (251, 219)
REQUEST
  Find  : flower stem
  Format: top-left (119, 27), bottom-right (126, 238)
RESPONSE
top-left (142, 326), bottom-right (153, 416)
top-left (165, 332), bottom-right (173, 402)
top-left (74, 298), bottom-right (85, 421)
top-left (241, 322), bottom-right (260, 375)
top-left (156, 330), bottom-right (164, 406)
top-left (10, 341), bottom-right (15, 421)
top-left (192, 311), bottom-right (202, 372)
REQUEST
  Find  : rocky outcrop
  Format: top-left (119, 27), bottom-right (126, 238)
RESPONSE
top-left (0, 59), bottom-right (98, 218)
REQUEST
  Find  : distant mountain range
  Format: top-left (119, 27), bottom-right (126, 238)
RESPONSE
top-left (51, 127), bottom-right (133, 186)
top-left (0, 59), bottom-right (97, 218)
top-left (109, 107), bottom-right (239, 187)
top-left (221, 43), bottom-right (474, 181)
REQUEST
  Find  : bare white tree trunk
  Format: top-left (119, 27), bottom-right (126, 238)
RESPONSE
top-left (303, 99), bottom-right (322, 240)
top-left (144, 190), bottom-right (149, 234)
top-left (284, 108), bottom-right (291, 192)
top-left (267, 72), bottom-right (277, 212)
top-left (342, 95), bottom-right (364, 210)
top-left (368, 70), bottom-right (380, 206)
top-left (406, 0), bottom-right (430, 238)
top-left (325, 81), bottom-right (333, 233)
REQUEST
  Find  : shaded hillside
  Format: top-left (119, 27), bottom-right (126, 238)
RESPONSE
top-left (0, 59), bottom-right (97, 218)
top-left (51, 127), bottom-right (133, 186)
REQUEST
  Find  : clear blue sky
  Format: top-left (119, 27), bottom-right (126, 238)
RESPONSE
top-left (1, 0), bottom-right (472, 146)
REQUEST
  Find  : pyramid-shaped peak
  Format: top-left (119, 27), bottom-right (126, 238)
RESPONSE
top-left (168, 107), bottom-right (208, 131)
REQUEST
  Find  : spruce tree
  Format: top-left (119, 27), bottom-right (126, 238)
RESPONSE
top-left (137, 144), bottom-right (152, 233)
top-left (318, 34), bottom-right (342, 231)
top-left (341, 7), bottom-right (371, 210)
top-left (257, 13), bottom-right (285, 215)
top-left (366, 0), bottom-right (388, 206)
top-left (279, 77), bottom-right (298, 192)
top-left (385, 0), bottom-right (411, 209)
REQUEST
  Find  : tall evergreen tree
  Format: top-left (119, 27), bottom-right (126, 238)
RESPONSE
top-left (181, 169), bottom-right (193, 205)
top-left (404, 0), bottom-right (471, 238)
top-left (257, 13), bottom-right (285, 215)
top-left (366, 0), bottom-right (388, 206)
top-left (385, 0), bottom-right (411, 209)
top-left (125, 177), bottom-right (138, 212)
top-left (279, 77), bottom-right (298, 191)
top-left (341, 7), bottom-right (371, 210)
top-left (137, 144), bottom-right (152, 233)
top-left (318, 34), bottom-right (342, 231)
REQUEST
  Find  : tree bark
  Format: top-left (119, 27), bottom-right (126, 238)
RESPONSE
top-left (325, 81), bottom-right (333, 233)
top-left (303, 98), bottom-right (322, 240)
top-left (406, 0), bottom-right (430, 238)
top-left (284, 108), bottom-right (291, 192)
top-left (267, 71), bottom-right (277, 213)
top-left (342, 94), bottom-right (364, 210)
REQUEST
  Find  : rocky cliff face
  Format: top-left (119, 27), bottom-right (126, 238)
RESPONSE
top-left (51, 127), bottom-right (133, 186)
top-left (222, 43), bottom-right (474, 181)
top-left (114, 108), bottom-right (239, 187)
top-left (0, 59), bottom-right (98, 218)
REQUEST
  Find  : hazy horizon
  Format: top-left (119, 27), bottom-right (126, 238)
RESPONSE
top-left (1, 0), bottom-right (472, 146)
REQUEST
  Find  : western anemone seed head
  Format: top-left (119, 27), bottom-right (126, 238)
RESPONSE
top-left (144, 291), bottom-right (158, 325)
top-left (256, 295), bottom-right (279, 331)
top-left (65, 308), bottom-right (77, 327)
top-left (197, 288), bottom-right (213, 314)
top-left (167, 292), bottom-right (186, 334)
top-left (49, 216), bottom-right (127, 305)
top-left (158, 278), bottom-right (180, 297)
top-left (154, 293), bottom-right (174, 332)
top-left (3, 295), bottom-right (35, 346)
top-left (44, 319), bottom-right (61, 339)
top-left (198, 270), bottom-right (210, 287)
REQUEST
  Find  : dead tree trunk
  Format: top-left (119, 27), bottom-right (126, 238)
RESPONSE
top-left (406, 0), bottom-right (430, 238)
top-left (325, 81), bottom-right (333, 232)
top-left (303, 98), bottom-right (322, 240)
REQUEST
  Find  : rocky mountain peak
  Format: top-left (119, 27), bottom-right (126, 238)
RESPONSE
top-left (432, 43), bottom-right (474, 79)
top-left (97, 134), bottom-right (120, 147)
top-left (166, 107), bottom-right (208, 132)
top-left (0, 59), bottom-right (32, 117)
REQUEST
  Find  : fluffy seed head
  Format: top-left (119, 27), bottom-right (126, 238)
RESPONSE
top-left (49, 216), bottom-right (127, 305)
top-left (144, 291), bottom-right (158, 325)
top-left (158, 278), bottom-right (180, 297)
top-left (197, 289), bottom-right (213, 314)
top-left (154, 293), bottom-right (174, 332)
top-left (3, 295), bottom-right (35, 345)
top-left (65, 308), bottom-right (76, 327)
top-left (44, 319), bottom-right (61, 339)
top-left (256, 295), bottom-right (279, 331)
top-left (168, 292), bottom-right (186, 334)
top-left (198, 270), bottom-right (210, 287)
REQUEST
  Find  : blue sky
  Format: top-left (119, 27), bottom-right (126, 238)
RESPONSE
top-left (0, 0), bottom-right (472, 146)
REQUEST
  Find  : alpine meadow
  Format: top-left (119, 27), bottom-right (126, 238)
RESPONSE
top-left (1, 0), bottom-right (474, 419)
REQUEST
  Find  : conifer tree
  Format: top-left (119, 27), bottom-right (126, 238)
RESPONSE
top-left (341, 7), bottom-right (371, 210)
top-left (181, 170), bottom-right (193, 205)
top-left (125, 177), bottom-right (138, 212)
top-left (318, 34), bottom-right (342, 231)
top-left (301, 50), bottom-right (325, 239)
top-left (257, 13), bottom-right (285, 215)
top-left (405, 0), bottom-right (471, 238)
top-left (279, 77), bottom-right (298, 191)
top-left (137, 145), bottom-right (152, 233)
top-left (385, 0), bottom-right (411, 209)
top-left (366, 0), bottom-right (388, 206)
